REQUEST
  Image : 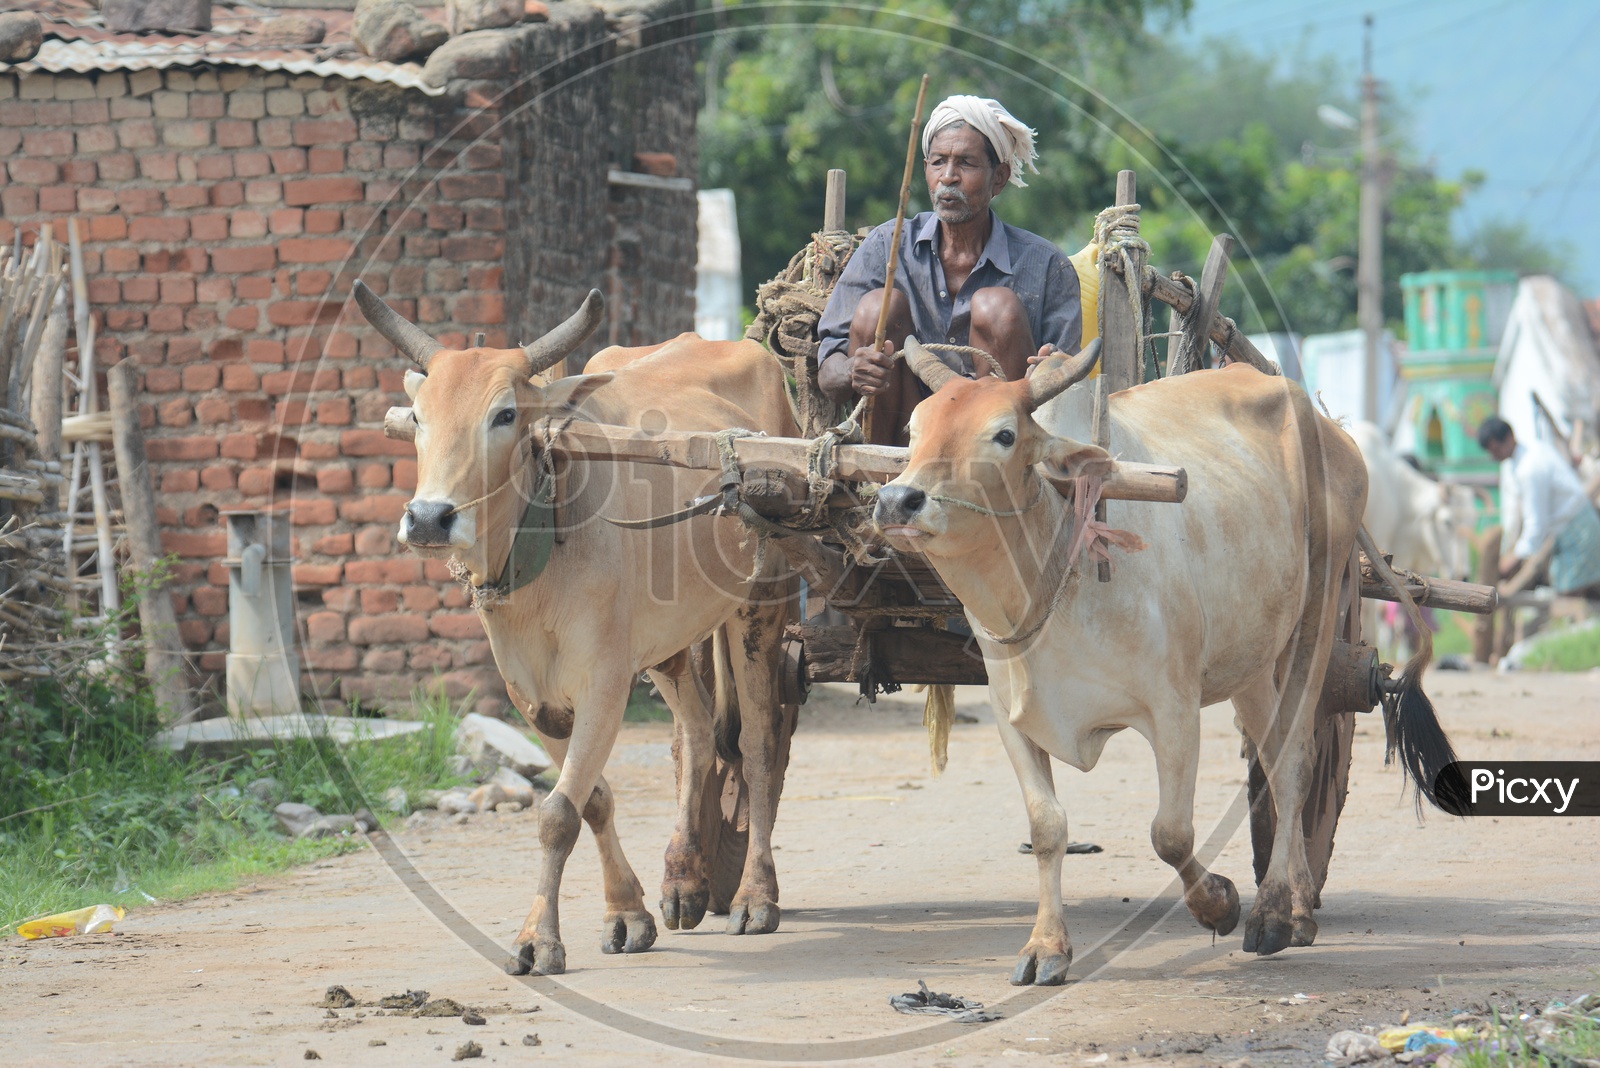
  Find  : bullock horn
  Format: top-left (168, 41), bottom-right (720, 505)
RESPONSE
top-left (524, 289), bottom-right (606, 376)
top-left (1026, 338), bottom-right (1102, 410)
top-left (352, 279), bottom-right (443, 369)
top-left (903, 336), bottom-right (962, 394)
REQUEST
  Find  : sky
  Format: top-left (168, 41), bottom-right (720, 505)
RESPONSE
top-left (1174, 0), bottom-right (1600, 295)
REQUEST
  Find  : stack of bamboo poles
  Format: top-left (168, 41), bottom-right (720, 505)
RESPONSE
top-left (0, 226), bottom-right (74, 683)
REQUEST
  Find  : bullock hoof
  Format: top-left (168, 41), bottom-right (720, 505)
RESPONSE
top-left (726, 901), bottom-right (781, 936)
top-left (1291, 915), bottom-right (1318, 947)
top-left (661, 885), bottom-right (710, 931)
top-left (508, 939), bottom-right (566, 975)
top-left (1186, 873), bottom-right (1240, 936)
top-left (1010, 949), bottom-right (1073, 987)
top-left (601, 910), bottom-right (658, 955)
top-left (1243, 915), bottom-right (1293, 956)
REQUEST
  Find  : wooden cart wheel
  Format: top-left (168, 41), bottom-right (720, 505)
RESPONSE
top-left (699, 701), bottom-right (799, 914)
top-left (1246, 549), bottom-right (1360, 906)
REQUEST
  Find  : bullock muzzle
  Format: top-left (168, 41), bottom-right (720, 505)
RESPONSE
top-left (874, 485), bottom-right (929, 539)
top-left (402, 499), bottom-right (463, 550)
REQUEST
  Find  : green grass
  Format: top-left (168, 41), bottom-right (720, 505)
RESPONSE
top-left (1, 642), bottom-right (471, 933)
top-left (624, 680), bottom-right (672, 723)
top-left (1449, 1006), bottom-right (1600, 1067)
top-left (1520, 621), bottom-right (1600, 672)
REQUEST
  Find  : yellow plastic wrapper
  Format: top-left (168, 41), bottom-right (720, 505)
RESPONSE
top-left (1376, 1025), bottom-right (1480, 1052)
top-left (1068, 241), bottom-right (1101, 354)
top-left (16, 904), bottom-right (125, 939)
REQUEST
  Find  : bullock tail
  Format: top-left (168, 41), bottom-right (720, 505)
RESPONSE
top-left (711, 628), bottom-right (742, 765)
top-left (1356, 526), bottom-right (1466, 816)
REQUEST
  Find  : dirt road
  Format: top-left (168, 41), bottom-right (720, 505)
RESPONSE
top-left (5, 670), bottom-right (1597, 1066)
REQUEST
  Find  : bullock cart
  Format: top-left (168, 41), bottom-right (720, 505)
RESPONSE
top-left (384, 169), bottom-right (1497, 911)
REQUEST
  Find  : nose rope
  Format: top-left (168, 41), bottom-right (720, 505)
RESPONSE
top-left (442, 417), bottom-right (569, 517)
top-left (928, 474), bottom-right (1046, 517)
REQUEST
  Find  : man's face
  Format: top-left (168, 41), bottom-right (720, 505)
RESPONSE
top-left (1485, 432), bottom-right (1516, 463)
top-left (924, 125), bottom-right (1011, 226)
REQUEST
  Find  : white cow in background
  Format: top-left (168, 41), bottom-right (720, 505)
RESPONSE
top-left (1349, 421), bottom-right (1477, 654)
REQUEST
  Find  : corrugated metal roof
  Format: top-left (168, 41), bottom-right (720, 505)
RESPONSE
top-left (0, 1), bottom-right (445, 96)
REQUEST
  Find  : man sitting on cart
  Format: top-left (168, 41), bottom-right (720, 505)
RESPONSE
top-left (816, 94), bottom-right (1084, 446)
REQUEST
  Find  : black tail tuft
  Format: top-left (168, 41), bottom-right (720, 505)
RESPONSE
top-left (1384, 675), bottom-right (1468, 816)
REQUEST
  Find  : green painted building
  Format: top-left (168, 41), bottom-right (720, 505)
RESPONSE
top-left (1397, 270), bottom-right (1518, 486)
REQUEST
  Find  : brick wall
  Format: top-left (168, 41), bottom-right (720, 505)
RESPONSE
top-left (0, 0), bottom-right (698, 714)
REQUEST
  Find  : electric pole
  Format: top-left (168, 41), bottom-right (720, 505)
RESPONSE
top-left (1357, 13), bottom-right (1384, 425)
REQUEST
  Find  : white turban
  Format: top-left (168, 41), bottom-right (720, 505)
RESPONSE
top-left (921, 95), bottom-right (1039, 188)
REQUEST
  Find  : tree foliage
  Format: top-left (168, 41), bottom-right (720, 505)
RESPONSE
top-left (700, 6), bottom-right (1573, 338)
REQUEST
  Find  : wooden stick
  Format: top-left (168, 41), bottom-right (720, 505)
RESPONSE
top-left (27, 286), bottom-right (68, 510)
top-left (108, 359), bottom-right (198, 724)
top-left (864, 73), bottom-right (930, 444)
top-left (823, 169), bottom-right (847, 233)
top-left (66, 220), bottom-right (119, 623)
top-left (1357, 552), bottom-right (1497, 614)
top-left (1142, 267), bottom-right (1279, 376)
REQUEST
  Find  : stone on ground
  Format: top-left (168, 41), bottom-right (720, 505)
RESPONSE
top-left (353, 0), bottom-right (446, 62)
top-left (455, 712), bottom-right (551, 779)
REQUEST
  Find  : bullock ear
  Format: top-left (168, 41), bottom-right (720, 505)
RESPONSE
top-left (1038, 434), bottom-right (1113, 483)
top-left (532, 372), bottom-right (614, 414)
top-left (403, 369), bottom-right (426, 401)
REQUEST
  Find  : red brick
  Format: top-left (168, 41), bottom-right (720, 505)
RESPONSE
top-left (191, 585), bottom-right (229, 616)
top-left (8, 158), bottom-right (58, 184)
top-left (392, 459), bottom-right (418, 491)
top-left (258, 116), bottom-right (292, 147)
top-left (300, 439), bottom-right (338, 460)
top-left (269, 148), bottom-right (307, 174)
top-left (316, 466), bottom-right (354, 494)
top-left (316, 397), bottom-right (353, 426)
top-left (361, 648), bottom-right (408, 673)
top-left (268, 207), bottom-right (303, 234)
top-left (198, 464), bottom-right (234, 491)
top-left (246, 339), bottom-right (284, 363)
top-left (429, 612), bottom-right (486, 640)
top-left (356, 462), bottom-right (391, 489)
top-left (339, 494), bottom-right (408, 523)
top-left (267, 300), bottom-right (340, 327)
top-left (234, 150), bottom-right (270, 177)
top-left (88, 278), bottom-right (120, 304)
top-left (293, 563), bottom-right (343, 586)
top-left (401, 585), bottom-right (439, 612)
top-left (279, 237), bottom-right (354, 264)
top-left (276, 399), bottom-right (313, 425)
top-left (294, 270), bottom-right (334, 297)
top-left (306, 611), bottom-right (345, 642)
top-left (442, 236), bottom-right (503, 262)
top-left (157, 398), bottom-right (193, 427)
top-left (283, 176), bottom-right (362, 206)
top-left (292, 498), bottom-right (337, 525)
top-left (237, 467), bottom-right (275, 495)
top-left (347, 614), bottom-right (431, 645)
top-left (161, 468), bottom-right (200, 493)
top-left (24, 129), bottom-right (74, 156)
top-left (304, 646), bottom-right (359, 670)
top-left (196, 276), bottom-right (232, 303)
top-left (38, 186), bottom-right (75, 212)
top-left (344, 558), bottom-right (422, 585)
top-left (465, 204), bottom-right (505, 231)
top-left (244, 179), bottom-right (282, 204)
top-left (313, 533), bottom-right (355, 555)
top-left (439, 173), bottom-right (504, 200)
top-left (105, 308), bottom-right (145, 332)
top-left (160, 277), bottom-right (196, 305)
top-left (165, 185), bottom-right (209, 210)
top-left (219, 307), bottom-right (256, 333)
top-left (338, 429), bottom-right (414, 459)
top-left (196, 397), bottom-right (232, 423)
top-left (77, 185), bottom-right (114, 212)
top-left (161, 530), bottom-right (227, 556)
top-left (212, 245), bottom-right (276, 272)
top-left (304, 208), bottom-right (341, 234)
top-left (146, 435), bottom-right (219, 462)
top-left (178, 618), bottom-right (213, 646)
top-left (210, 180), bottom-right (244, 207)
top-left (216, 119), bottom-right (256, 148)
top-left (220, 433), bottom-right (259, 460)
top-left (217, 364), bottom-right (258, 393)
top-left (427, 204), bottom-right (463, 231)
top-left (88, 216), bottom-right (128, 241)
top-left (147, 306), bottom-right (183, 332)
top-left (292, 118), bottom-right (357, 145)
top-left (187, 213), bottom-right (226, 242)
top-left (361, 588), bottom-right (399, 614)
top-left (307, 146), bottom-right (344, 173)
top-left (236, 276), bottom-right (272, 300)
top-left (452, 292), bottom-right (505, 324)
top-left (236, 398), bottom-right (272, 422)
top-left (143, 367), bottom-right (181, 392)
top-left (341, 362), bottom-right (373, 387)
top-left (196, 155), bottom-right (234, 180)
top-left (139, 152), bottom-right (177, 181)
top-left (1, 188), bottom-right (39, 215)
